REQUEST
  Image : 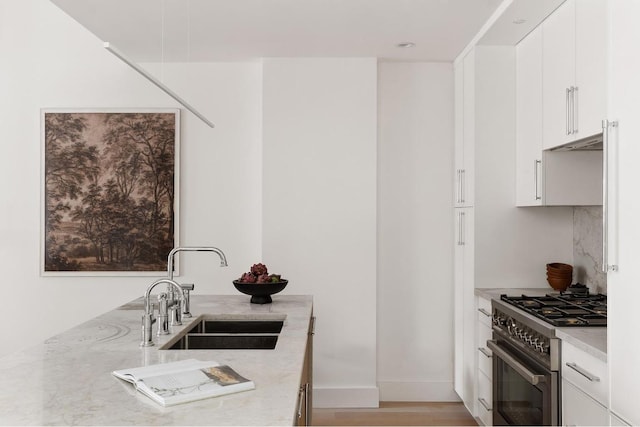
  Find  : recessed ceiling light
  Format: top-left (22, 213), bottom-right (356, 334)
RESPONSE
top-left (513, 18), bottom-right (527, 24)
top-left (397, 42), bottom-right (416, 48)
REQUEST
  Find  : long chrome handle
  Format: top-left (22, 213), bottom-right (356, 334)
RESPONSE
top-left (602, 119), bottom-right (619, 272)
top-left (478, 397), bottom-right (492, 411)
top-left (534, 159), bottom-right (542, 200)
top-left (460, 169), bottom-right (466, 204)
top-left (460, 211), bottom-right (465, 245)
top-left (297, 386), bottom-right (305, 419)
top-left (478, 347), bottom-right (492, 358)
top-left (565, 362), bottom-right (600, 382)
top-left (457, 169), bottom-right (462, 204)
top-left (487, 340), bottom-right (546, 385)
top-left (569, 87), bottom-right (576, 134)
top-left (566, 87), bottom-right (571, 135)
top-left (573, 86), bottom-right (579, 134)
top-left (478, 308), bottom-right (491, 317)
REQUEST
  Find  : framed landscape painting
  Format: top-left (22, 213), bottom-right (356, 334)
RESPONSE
top-left (41, 109), bottom-right (180, 275)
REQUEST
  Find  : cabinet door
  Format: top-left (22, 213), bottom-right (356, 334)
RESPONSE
top-left (608, 3), bottom-right (640, 425)
top-left (574, 0), bottom-right (607, 139)
top-left (454, 207), bottom-right (475, 411)
top-left (562, 379), bottom-right (608, 426)
top-left (454, 61), bottom-right (464, 207)
top-left (461, 50), bottom-right (475, 206)
top-left (515, 26), bottom-right (543, 206)
top-left (542, 0), bottom-right (576, 149)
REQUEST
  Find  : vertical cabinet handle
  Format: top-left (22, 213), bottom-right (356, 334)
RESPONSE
top-left (460, 211), bottom-right (465, 246)
top-left (297, 386), bottom-right (305, 419)
top-left (456, 211), bottom-right (466, 246)
top-left (573, 86), bottom-right (579, 134)
top-left (569, 87), bottom-right (576, 134)
top-left (602, 119), bottom-right (619, 272)
top-left (460, 169), bottom-right (466, 204)
top-left (456, 169), bottom-right (462, 204)
top-left (534, 159), bottom-right (542, 201)
top-left (566, 87), bottom-right (571, 135)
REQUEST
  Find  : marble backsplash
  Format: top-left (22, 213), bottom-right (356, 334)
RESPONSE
top-left (573, 206), bottom-right (607, 294)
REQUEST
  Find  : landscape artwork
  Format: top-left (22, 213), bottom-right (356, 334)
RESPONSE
top-left (42, 109), bottom-right (179, 275)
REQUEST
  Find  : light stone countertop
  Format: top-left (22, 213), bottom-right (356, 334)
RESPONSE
top-left (474, 287), bottom-right (607, 361)
top-left (0, 294), bottom-right (313, 426)
top-left (555, 327), bottom-right (607, 362)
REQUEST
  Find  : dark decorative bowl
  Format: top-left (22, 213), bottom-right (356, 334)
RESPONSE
top-left (233, 280), bottom-right (288, 304)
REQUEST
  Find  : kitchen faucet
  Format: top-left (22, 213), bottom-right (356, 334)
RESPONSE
top-left (165, 247), bottom-right (228, 322)
top-left (141, 278), bottom-right (184, 347)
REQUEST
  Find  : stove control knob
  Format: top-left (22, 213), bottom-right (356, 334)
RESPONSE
top-left (492, 313), bottom-right (506, 326)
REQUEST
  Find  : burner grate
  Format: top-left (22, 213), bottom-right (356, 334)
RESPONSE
top-left (500, 292), bottom-right (607, 327)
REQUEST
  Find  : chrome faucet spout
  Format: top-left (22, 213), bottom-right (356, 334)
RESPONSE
top-left (167, 246), bottom-right (228, 281)
top-left (141, 278), bottom-right (184, 347)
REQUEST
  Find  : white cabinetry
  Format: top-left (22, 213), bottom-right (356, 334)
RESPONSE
top-left (454, 43), bottom-right (574, 418)
top-left (561, 340), bottom-right (608, 426)
top-left (516, 2), bottom-right (604, 207)
top-left (563, 380), bottom-right (607, 426)
top-left (476, 296), bottom-right (492, 426)
top-left (542, 0), bottom-right (607, 149)
top-left (454, 51), bottom-right (475, 208)
top-left (454, 207), bottom-right (474, 410)
top-left (607, 2), bottom-right (640, 425)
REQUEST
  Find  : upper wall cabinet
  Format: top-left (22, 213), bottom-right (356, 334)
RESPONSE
top-left (516, 1), bottom-right (605, 206)
top-left (542, 0), bottom-right (607, 150)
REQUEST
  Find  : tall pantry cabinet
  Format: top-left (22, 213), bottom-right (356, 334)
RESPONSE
top-left (454, 31), bottom-right (575, 424)
top-left (454, 45), bottom-right (559, 417)
top-left (453, 50), bottom-right (475, 411)
top-left (607, 1), bottom-right (640, 425)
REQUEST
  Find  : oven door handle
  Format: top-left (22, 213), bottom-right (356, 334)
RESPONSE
top-left (487, 340), bottom-right (547, 386)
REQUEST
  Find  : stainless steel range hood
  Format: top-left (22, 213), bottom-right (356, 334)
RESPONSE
top-left (547, 133), bottom-right (603, 151)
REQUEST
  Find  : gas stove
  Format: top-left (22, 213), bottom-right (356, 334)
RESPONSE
top-left (489, 289), bottom-right (606, 426)
top-left (499, 291), bottom-right (607, 327)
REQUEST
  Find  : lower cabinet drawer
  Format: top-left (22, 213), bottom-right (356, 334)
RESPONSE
top-left (561, 341), bottom-right (608, 405)
top-left (477, 324), bottom-right (493, 378)
top-left (562, 379), bottom-right (608, 426)
top-left (477, 372), bottom-right (492, 426)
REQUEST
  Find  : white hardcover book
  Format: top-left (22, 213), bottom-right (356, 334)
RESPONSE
top-left (113, 359), bottom-right (255, 406)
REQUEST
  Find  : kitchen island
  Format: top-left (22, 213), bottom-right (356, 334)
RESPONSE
top-left (0, 294), bottom-right (313, 426)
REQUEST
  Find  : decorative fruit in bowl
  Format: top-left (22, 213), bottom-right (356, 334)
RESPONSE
top-left (233, 263), bottom-right (288, 304)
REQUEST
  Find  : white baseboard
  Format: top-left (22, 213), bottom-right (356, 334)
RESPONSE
top-left (313, 386), bottom-right (380, 408)
top-left (377, 381), bottom-right (461, 402)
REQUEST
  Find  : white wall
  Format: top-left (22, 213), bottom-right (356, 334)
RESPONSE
top-left (377, 62), bottom-right (457, 401)
top-left (1, 0), bottom-right (460, 407)
top-left (0, 0), bottom-right (262, 358)
top-left (262, 58), bottom-right (379, 407)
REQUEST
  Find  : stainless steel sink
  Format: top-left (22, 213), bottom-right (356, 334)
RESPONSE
top-left (160, 317), bottom-right (284, 350)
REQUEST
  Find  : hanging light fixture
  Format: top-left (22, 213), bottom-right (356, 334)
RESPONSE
top-left (103, 42), bottom-right (214, 128)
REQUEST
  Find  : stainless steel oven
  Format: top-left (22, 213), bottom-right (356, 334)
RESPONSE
top-left (490, 297), bottom-right (561, 426)
top-left (488, 334), bottom-right (558, 425)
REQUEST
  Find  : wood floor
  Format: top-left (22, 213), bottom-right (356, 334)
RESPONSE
top-left (312, 402), bottom-right (478, 426)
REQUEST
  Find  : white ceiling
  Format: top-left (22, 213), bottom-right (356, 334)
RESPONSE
top-left (51, 0), bottom-right (511, 62)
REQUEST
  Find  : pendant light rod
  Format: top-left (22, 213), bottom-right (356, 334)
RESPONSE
top-left (104, 42), bottom-right (215, 128)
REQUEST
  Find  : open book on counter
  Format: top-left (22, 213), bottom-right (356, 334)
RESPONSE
top-left (112, 359), bottom-right (255, 407)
